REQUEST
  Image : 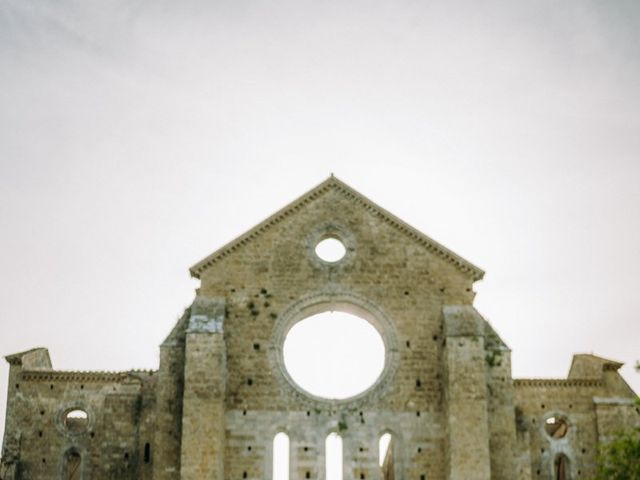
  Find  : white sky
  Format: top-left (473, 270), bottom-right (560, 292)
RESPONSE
top-left (1, 0), bottom-right (639, 443)
top-left (284, 312), bottom-right (386, 399)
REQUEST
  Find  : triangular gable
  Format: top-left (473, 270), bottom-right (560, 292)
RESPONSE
top-left (190, 176), bottom-right (484, 281)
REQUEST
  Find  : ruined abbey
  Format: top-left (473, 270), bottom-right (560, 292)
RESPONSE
top-left (1, 176), bottom-right (638, 480)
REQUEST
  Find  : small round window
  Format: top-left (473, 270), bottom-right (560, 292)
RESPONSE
top-left (315, 237), bottom-right (346, 263)
top-left (64, 409), bottom-right (88, 433)
top-left (544, 415), bottom-right (569, 439)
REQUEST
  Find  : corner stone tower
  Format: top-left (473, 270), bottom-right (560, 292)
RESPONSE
top-left (2, 177), bottom-right (638, 480)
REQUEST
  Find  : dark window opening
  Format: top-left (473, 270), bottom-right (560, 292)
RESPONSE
top-left (144, 443), bottom-right (151, 463)
top-left (555, 454), bottom-right (570, 480)
top-left (64, 409), bottom-right (88, 433)
top-left (545, 416), bottom-right (569, 439)
top-left (64, 451), bottom-right (82, 480)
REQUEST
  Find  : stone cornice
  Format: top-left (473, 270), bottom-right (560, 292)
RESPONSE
top-left (20, 369), bottom-right (156, 383)
top-left (190, 176), bottom-right (484, 281)
top-left (514, 378), bottom-right (603, 388)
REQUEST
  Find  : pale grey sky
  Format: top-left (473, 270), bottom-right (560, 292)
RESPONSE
top-left (1, 0), bottom-right (639, 441)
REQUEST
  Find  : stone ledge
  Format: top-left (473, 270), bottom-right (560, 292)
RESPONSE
top-left (514, 379), bottom-right (603, 388)
top-left (20, 369), bottom-right (155, 383)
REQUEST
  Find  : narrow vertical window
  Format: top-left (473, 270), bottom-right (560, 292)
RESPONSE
top-left (144, 442), bottom-right (151, 463)
top-left (64, 450), bottom-right (82, 480)
top-left (273, 432), bottom-right (290, 480)
top-left (555, 454), bottom-right (569, 480)
top-left (379, 433), bottom-right (394, 479)
top-left (326, 433), bottom-right (343, 480)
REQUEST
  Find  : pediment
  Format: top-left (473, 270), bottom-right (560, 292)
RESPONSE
top-left (190, 176), bottom-right (484, 281)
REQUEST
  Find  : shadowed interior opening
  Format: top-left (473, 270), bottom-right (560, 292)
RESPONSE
top-left (64, 450), bottom-right (81, 480)
top-left (64, 409), bottom-right (88, 433)
top-left (545, 416), bottom-right (569, 439)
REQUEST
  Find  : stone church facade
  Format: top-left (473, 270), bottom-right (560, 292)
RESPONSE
top-left (1, 177), bottom-right (638, 480)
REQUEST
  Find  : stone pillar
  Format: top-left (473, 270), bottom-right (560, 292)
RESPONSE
top-left (486, 348), bottom-right (518, 479)
top-left (153, 313), bottom-right (188, 480)
top-left (180, 297), bottom-right (226, 480)
top-left (1, 361), bottom-right (22, 480)
top-left (443, 306), bottom-right (491, 480)
top-left (1, 348), bottom-right (51, 479)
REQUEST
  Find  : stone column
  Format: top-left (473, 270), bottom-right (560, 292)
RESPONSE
top-left (1, 348), bottom-right (51, 479)
top-left (443, 306), bottom-right (491, 480)
top-left (486, 348), bottom-right (517, 479)
top-left (154, 313), bottom-right (188, 480)
top-left (180, 297), bottom-right (226, 480)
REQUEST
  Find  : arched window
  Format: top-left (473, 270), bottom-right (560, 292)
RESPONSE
top-left (63, 450), bottom-right (82, 480)
top-left (326, 433), bottom-right (343, 480)
top-left (379, 433), bottom-right (394, 480)
top-left (273, 432), bottom-right (289, 480)
top-left (555, 453), bottom-right (570, 480)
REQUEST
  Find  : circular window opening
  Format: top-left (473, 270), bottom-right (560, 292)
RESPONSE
top-left (315, 238), bottom-right (346, 263)
top-left (545, 416), bottom-right (569, 439)
top-left (283, 311), bottom-right (386, 399)
top-left (64, 409), bottom-right (88, 433)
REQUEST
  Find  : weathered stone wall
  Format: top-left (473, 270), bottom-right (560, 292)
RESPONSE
top-left (191, 183), bottom-right (482, 479)
top-left (180, 298), bottom-right (226, 480)
top-left (1, 349), bottom-right (155, 480)
top-left (442, 306), bottom-right (491, 480)
top-left (513, 354), bottom-right (640, 480)
top-left (2, 177), bottom-right (638, 480)
top-left (153, 312), bottom-right (188, 480)
top-left (514, 379), bottom-right (602, 479)
top-left (484, 324), bottom-right (517, 480)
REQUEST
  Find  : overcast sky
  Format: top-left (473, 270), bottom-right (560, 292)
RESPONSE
top-left (1, 0), bottom-right (639, 441)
